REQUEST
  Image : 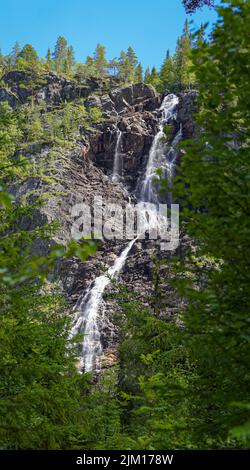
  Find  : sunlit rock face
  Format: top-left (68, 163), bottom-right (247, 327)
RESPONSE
top-left (70, 93), bottom-right (185, 372)
top-left (1, 71), bottom-right (197, 373)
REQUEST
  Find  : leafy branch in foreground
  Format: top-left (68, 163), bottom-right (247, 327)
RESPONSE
top-left (0, 95), bottom-right (97, 449)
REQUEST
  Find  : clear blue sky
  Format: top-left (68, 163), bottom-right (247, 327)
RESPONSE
top-left (0, 0), bottom-right (219, 70)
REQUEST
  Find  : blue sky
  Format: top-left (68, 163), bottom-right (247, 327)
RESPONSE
top-left (0, 0), bottom-right (219, 70)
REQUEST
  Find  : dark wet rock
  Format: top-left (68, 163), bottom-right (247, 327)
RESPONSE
top-left (87, 110), bottom-right (159, 190)
top-left (177, 90), bottom-right (198, 139)
top-left (86, 82), bottom-right (160, 119)
top-left (0, 71), bottom-right (104, 108)
top-left (0, 86), bottom-right (18, 108)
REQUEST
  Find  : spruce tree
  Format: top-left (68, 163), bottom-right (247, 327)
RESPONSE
top-left (16, 44), bottom-right (40, 72)
top-left (93, 43), bottom-right (108, 77)
top-left (11, 41), bottom-right (21, 66)
top-left (45, 47), bottom-right (54, 71)
top-left (144, 66), bottom-right (151, 83)
top-left (117, 50), bottom-right (133, 83)
top-left (148, 66), bottom-right (161, 91)
top-left (173, 19), bottom-right (194, 89)
top-left (135, 63), bottom-right (143, 82)
top-left (85, 55), bottom-right (96, 76)
top-left (127, 46), bottom-right (138, 70)
top-left (159, 49), bottom-right (175, 92)
top-left (53, 36), bottom-right (68, 74)
top-left (66, 45), bottom-right (75, 72)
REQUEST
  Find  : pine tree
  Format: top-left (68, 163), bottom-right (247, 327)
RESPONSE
top-left (173, 19), bottom-right (195, 89)
top-left (159, 49), bottom-right (175, 92)
top-left (2, 54), bottom-right (12, 74)
top-left (45, 47), bottom-right (54, 71)
top-left (11, 41), bottom-right (21, 66)
top-left (63, 46), bottom-right (75, 74)
top-left (126, 46), bottom-right (138, 70)
top-left (134, 63), bottom-right (143, 82)
top-left (85, 55), bottom-right (96, 74)
top-left (53, 36), bottom-right (68, 74)
top-left (195, 23), bottom-right (205, 48)
top-left (148, 66), bottom-right (161, 91)
top-left (144, 66), bottom-right (151, 83)
top-left (67, 45), bottom-right (75, 70)
top-left (117, 50), bottom-right (133, 83)
top-left (93, 43), bottom-right (108, 77)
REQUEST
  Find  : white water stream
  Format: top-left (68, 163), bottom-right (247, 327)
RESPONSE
top-left (140, 94), bottom-right (180, 204)
top-left (71, 94), bottom-right (181, 372)
top-left (112, 129), bottom-right (123, 183)
top-left (71, 239), bottom-right (136, 371)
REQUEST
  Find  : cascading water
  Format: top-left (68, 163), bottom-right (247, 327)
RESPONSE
top-left (140, 94), bottom-right (181, 205)
top-left (137, 94), bottom-right (181, 242)
top-left (112, 129), bottom-right (123, 183)
top-left (72, 93), bottom-right (181, 372)
top-left (71, 239), bottom-right (136, 372)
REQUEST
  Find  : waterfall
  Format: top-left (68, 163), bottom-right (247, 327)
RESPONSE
top-left (112, 129), bottom-right (123, 183)
top-left (71, 239), bottom-right (136, 372)
top-left (136, 94), bottom-right (181, 242)
top-left (72, 94), bottom-right (181, 373)
top-left (140, 94), bottom-right (181, 205)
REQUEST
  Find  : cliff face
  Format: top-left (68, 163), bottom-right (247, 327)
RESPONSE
top-left (1, 71), bottom-right (196, 369)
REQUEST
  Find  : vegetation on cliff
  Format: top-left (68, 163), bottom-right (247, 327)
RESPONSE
top-left (0, 18), bottom-right (197, 94)
top-left (0, 0), bottom-right (249, 450)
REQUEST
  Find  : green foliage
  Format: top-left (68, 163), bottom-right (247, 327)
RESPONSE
top-left (114, 47), bottom-right (141, 84)
top-left (52, 36), bottom-right (75, 75)
top-left (167, 0), bottom-right (250, 447)
top-left (11, 42), bottom-right (21, 67)
top-left (45, 47), bottom-right (54, 71)
top-left (144, 20), bottom-right (196, 93)
top-left (146, 66), bottom-right (162, 90)
top-left (173, 19), bottom-right (195, 89)
top-left (93, 44), bottom-right (108, 77)
top-left (182, 0), bottom-right (214, 13)
top-left (135, 63), bottom-right (143, 82)
top-left (89, 0), bottom-right (249, 451)
top-left (117, 50), bottom-right (133, 83)
top-left (0, 281), bottom-right (89, 449)
top-left (53, 36), bottom-right (68, 73)
top-left (0, 29), bottom-right (195, 89)
top-left (0, 0), bottom-right (248, 452)
top-left (0, 82), bottom-right (97, 450)
top-left (159, 50), bottom-right (175, 92)
top-left (112, 285), bottom-right (196, 449)
top-left (16, 44), bottom-right (40, 72)
top-left (144, 66), bottom-right (151, 83)
top-left (88, 106), bottom-right (104, 123)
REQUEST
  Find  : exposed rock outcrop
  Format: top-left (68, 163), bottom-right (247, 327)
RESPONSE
top-left (84, 83), bottom-right (162, 190)
top-left (3, 72), bottom-right (197, 371)
top-left (177, 90), bottom-right (198, 139)
top-left (86, 111), bottom-right (159, 190)
top-left (86, 82), bottom-right (160, 118)
top-left (0, 70), bottom-right (160, 114)
top-left (0, 70), bottom-right (104, 108)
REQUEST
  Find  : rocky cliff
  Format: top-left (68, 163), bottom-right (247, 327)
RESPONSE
top-left (1, 71), bottom-right (196, 370)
